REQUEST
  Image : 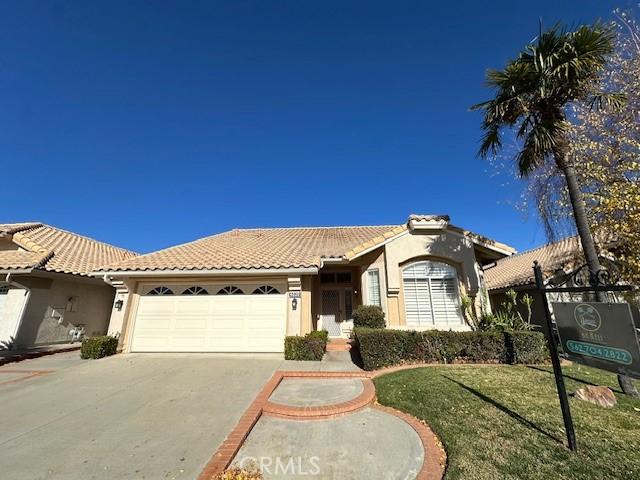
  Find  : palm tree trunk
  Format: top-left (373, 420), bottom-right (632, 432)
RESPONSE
top-left (561, 163), bottom-right (602, 283)
top-left (560, 160), bottom-right (639, 397)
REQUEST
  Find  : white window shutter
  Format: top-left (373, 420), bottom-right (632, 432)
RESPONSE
top-left (402, 261), bottom-right (463, 328)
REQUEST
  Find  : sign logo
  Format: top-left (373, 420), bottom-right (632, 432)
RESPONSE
top-left (573, 303), bottom-right (602, 332)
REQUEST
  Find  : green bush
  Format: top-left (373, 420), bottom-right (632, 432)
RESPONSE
top-left (352, 305), bottom-right (386, 329)
top-left (80, 335), bottom-right (119, 359)
top-left (306, 329), bottom-right (329, 343)
top-left (353, 328), bottom-right (547, 370)
top-left (284, 331), bottom-right (328, 361)
top-left (505, 330), bottom-right (549, 364)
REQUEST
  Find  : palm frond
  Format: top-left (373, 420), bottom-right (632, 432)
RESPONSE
top-left (589, 92), bottom-right (626, 111)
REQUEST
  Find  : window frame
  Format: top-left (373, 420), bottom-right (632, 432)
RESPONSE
top-left (365, 269), bottom-right (382, 308)
top-left (401, 260), bottom-right (463, 328)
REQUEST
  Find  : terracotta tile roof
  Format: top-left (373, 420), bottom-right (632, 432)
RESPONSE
top-left (0, 223), bottom-right (41, 235)
top-left (484, 236), bottom-right (582, 291)
top-left (0, 250), bottom-right (51, 271)
top-left (99, 226), bottom-right (399, 272)
top-left (0, 223), bottom-right (136, 276)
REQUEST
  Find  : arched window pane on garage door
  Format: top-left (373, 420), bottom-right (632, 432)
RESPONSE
top-left (252, 285), bottom-right (280, 294)
top-left (402, 261), bottom-right (463, 328)
top-left (148, 286), bottom-right (174, 295)
top-left (217, 286), bottom-right (244, 295)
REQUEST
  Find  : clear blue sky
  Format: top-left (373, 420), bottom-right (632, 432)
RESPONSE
top-left (1, 1), bottom-right (623, 254)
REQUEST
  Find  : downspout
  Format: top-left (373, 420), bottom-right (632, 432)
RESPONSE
top-left (4, 273), bottom-right (31, 344)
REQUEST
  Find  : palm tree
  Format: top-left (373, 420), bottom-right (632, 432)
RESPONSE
top-left (473, 23), bottom-right (637, 396)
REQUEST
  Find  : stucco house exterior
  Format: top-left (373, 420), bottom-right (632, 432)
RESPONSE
top-left (96, 215), bottom-right (514, 353)
top-left (484, 235), bottom-right (640, 330)
top-left (0, 223), bottom-right (136, 349)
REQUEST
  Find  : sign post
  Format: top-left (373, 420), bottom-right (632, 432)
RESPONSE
top-left (533, 260), bottom-right (637, 452)
top-left (533, 262), bottom-right (577, 452)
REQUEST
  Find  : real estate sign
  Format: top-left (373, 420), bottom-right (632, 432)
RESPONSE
top-left (551, 302), bottom-right (640, 379)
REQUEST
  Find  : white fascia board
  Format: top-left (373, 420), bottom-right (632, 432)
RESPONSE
top-left (92, 267), bottom-right (319, 278)
top-left (0, 268), bottom-right (34, 275)
top-left (319, 257), bottom-right (348, 268)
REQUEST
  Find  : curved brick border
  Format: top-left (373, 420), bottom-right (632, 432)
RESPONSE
top-left (373, 403), bottom-right (447, 480)
top-left (197, 370), bottom-right (446, 480)
top-left (263, 378), bottom-right (375, 419)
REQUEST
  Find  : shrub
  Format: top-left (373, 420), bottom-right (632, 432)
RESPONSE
top-left (306, 329), bottom-right (329, 343)
top-left (352, 305), bottom-right (386, 329)
top-left (213, 467), bottom-right (262, 479)
top-left (505, 330), bottom-right (549, 364)
top-left (284, 331), bottom-right (328, 361)
top-left (80, 335), bottom-right (119, 359)
top-left (353, 327), bottom-right (548, 370)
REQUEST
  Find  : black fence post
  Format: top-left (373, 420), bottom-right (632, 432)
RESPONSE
top-left (533, 261), bottom-right (578, 452)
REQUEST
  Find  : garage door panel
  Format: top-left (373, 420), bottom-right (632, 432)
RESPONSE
top-left (131, 294), bottom-right (286, 352)
top-left (137, 298), bottom-right (176, 315)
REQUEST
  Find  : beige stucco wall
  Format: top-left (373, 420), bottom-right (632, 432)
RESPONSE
top-left (14, 274), bottom-right (115, 347)
top-left (106, 288), bottom-right (130, 337)
top-left (385, 230), bottom-right (479, 294)
top-left (301, 275), bottom-right (313, 335)
top-left (0, 238), bottom-right (20, 251)
top-left (0, 287), bottom-right (29, 343)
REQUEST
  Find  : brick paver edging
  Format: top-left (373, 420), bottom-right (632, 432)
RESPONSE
top-left (263, 377), bottom-right (376, 419)
top-left (197, 370), bottom-right (445, 480)
top-left (373, 403), bottom-right (447, 480)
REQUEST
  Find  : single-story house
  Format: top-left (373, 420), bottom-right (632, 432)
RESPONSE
top-left (96, 215), bottom-right (514, 353)
top-left (0, 223), bottom-right (136, 349)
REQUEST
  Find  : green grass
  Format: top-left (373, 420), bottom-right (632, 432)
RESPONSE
top-left (374, 365), bottom-right (640, 480)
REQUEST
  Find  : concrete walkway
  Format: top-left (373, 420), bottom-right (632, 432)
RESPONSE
top-left (234, 408), bottom-right (424, 479)
top-left (211, 372), bottom-right (432, 480)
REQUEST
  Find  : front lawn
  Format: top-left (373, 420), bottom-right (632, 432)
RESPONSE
top-left (374, 365), bottom-right (640, 480)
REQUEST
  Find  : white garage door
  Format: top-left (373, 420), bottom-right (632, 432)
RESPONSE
top-left (130, 293), bottom-right (287, 352)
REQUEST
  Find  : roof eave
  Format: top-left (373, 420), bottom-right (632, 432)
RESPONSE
top-left (91, 266), bottom-right (319, 278)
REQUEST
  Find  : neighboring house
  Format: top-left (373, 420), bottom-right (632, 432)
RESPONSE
top-left (0, 223), bottom-right (136, 349)
top-left (96, 215), bottom-right (514, 353)
top-left (484, 235), bottom-right (640, 331)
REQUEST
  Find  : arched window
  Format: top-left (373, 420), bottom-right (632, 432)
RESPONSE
top-left (217, 286), bottom-right (244, 295)
top-left (148, 286), bottom-right (174, 295)
top-left (252, 285), bottom-right (280, 294)
top-left (402, 261), bottom-right (463, 328)
top-left (182, 286), bottom-right (208, 295)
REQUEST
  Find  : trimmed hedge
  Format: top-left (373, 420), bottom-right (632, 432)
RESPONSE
top-left (80, 335), bottom-right (119, 359)
top-left (352, 305), bottom-right (386, 329)
top-left (353, 328), bottom-right (548, 370)
top-left (284, 330), bottom-right (328, 361)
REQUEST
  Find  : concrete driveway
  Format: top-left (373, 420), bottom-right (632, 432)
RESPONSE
top-left (0, 351), bottom-right (287, 480)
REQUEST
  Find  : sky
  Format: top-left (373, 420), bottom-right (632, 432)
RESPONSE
top-left (0, 1), bottom-right (627, 254)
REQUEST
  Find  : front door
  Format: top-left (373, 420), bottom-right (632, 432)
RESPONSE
top-left (320, 288), bottom-right (354, 338)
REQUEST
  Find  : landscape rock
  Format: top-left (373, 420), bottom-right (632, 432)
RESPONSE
top-left (574, 385), bottom-right (617, 408)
